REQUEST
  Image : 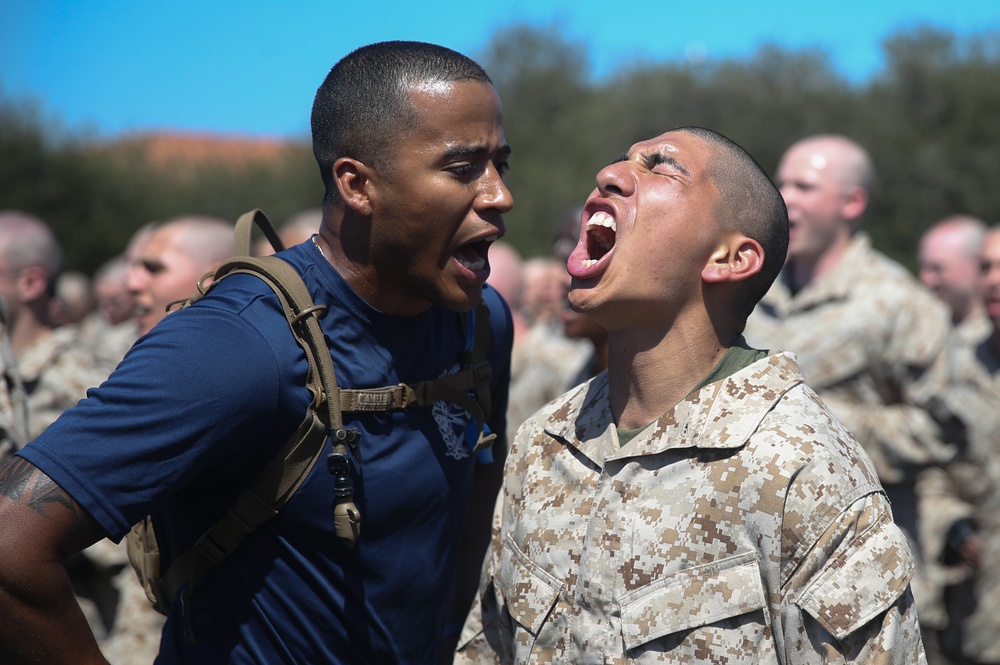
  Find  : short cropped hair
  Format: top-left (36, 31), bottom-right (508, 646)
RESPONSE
top-left (0, 211), bottom-right (63, 293)
top-left (311, 41), bottom-right (492, 205)
top-left (673, 127), bottom-right (789, 325)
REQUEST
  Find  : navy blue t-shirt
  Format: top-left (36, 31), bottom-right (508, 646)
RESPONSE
top-left (19, 241), bottom-right (512, 664)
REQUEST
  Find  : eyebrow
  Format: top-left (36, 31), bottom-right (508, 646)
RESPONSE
top-left (442, 144), bottom-right (512, 162)
top-left (615, 150), bottom-right (690, 176)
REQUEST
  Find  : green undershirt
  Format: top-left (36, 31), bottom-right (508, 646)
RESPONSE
top-left (616, 336), bottom-right (767, 448)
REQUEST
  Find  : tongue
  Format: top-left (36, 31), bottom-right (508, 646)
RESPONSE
top-left (590, 226), bottom-right (615, 259)
top-left (454, 244), bottom-right (486, 271)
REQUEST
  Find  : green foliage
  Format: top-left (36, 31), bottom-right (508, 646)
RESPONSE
top-left (2, 24), bottom-right (1000, 274)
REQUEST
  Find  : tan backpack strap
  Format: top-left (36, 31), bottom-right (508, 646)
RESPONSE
top-left (159, 254), bottom-right (355, 608)
top-left (168, 209), bottom-right (287, 312)
top-left (334, 300), bottom-right (495, 450)
top-left (233, 208), bottom-right (286, 257)
top-left (468, 299), bottom-right (493, 428)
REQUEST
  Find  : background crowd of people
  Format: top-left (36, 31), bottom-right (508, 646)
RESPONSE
top-left (0, 38), bottom-right (997, 663)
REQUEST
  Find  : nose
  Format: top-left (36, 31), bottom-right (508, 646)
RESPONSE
top-left (476, 163), bottom-right (514, 217)
top-left (595, 161), bottom-right (634, 198)
top-left (778, 183), bottom-right (799, 209)
top-left (125, 262), bottom-right (148, 294)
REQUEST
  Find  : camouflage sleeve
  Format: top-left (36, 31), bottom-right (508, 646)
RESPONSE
top-left (822, 296), bottom-right (959, 484)
top-left (24, 337), bottom-right (107, 440)
top-left (0, 324), bottom-right (28, 464)
top-left (782, 491), bottom-right (926, 663)
top-left (455, 488), bottom-right (510, 665)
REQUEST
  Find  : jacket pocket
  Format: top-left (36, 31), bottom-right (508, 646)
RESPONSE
top-left (796, 517), bottom-right (914, 640)
top-left (495, 534), bottom-right (563, 636)
top-left (619, 550), bottom-right (767, 651)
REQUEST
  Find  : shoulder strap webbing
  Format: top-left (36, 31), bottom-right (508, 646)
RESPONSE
top-left (160, 213), bottom-right (351, 607)
top-left (332, 300), bottom-right (494, 450)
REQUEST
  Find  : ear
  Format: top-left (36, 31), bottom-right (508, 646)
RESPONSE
top-left (702, 233), bottom-right (764, 284)
top-left (333, 157), bottom-right (375, 217)
top-left (18, 266), bottom-right (50, 302)
top-left (841, 185), bottom-right (868, 222)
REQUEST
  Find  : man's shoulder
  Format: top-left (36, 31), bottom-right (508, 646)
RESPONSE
top-left (19, 325), bottom-right (103, 383)
top-left (850, 242), bottom-right (940, 307)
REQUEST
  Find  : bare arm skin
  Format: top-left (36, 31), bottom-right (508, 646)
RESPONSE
top-left (0, 458), bottom-right (111, 664)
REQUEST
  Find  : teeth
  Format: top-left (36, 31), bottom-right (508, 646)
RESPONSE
top-left (586, 211), bottom-right (616, 232)
top-left (582, 259), bottom-right (597, 267)
top-left (483, 235), bottom-right (499, 243)
top-left (457, 256), bottom-right (486, 271)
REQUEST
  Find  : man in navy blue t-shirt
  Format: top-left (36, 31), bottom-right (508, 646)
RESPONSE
top-left (0, 41), bottom-right (514, 665)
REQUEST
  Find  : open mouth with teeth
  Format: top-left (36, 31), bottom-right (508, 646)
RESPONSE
top-left (453, 235), bottom-right (499, 276)
top-left (581, 211), bottom-right (617, 267)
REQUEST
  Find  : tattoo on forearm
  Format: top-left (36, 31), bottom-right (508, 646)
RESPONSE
top-left (0, 458), bottom-right (96, 544)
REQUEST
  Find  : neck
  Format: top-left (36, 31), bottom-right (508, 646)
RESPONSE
top-left (954, 298), bottom-right (984, 326)
top-left (314, 229), bottom-right (431, 317)
top-left (11, 311), bottom-right (53, 356)
top-left (606, 314), bottom-right (730, 429)
top-left (789, 233), bottom-right (854, 292)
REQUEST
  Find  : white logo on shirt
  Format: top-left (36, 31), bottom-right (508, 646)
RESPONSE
top-left (433, 363), bottom-right (471, 460)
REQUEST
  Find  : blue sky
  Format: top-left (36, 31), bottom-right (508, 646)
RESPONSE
top-left (2, 0), bottom-right (998, 139)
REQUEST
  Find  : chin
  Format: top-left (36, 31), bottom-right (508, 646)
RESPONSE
top-left (436, 285), bottom-right (484, 313)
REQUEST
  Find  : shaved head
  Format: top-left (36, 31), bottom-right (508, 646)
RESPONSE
top-left (919, 214), bottom-right (986, 323)
top-left (783, 134), bottom-right (875, 195)
top-left (127, 215), bottom-right (234, 334)
top-left (672, 127), bottom-right (789, 322)
top-left (155, 216), bottom-right (234, 268)
top-left (0, 211), bottom-right (63, 280)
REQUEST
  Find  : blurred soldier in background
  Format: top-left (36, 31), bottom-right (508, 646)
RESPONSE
top-left (126, 215), bottom-right (234, 336)
top-left (742, 136), bottom-right (965, 659)
top-left (0, 211), bottom-right (106, 439)
top-left (919, 215), bottom-right (990, 344)
top-left (920, 225), bottom-right (1000, 665)
top-left (0, 303), bottom-right (28, 465)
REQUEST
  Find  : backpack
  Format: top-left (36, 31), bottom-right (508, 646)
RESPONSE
top-left (126, 209), bottom-right (495, 615)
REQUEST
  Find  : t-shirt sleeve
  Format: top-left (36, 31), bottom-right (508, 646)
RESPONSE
top-left (18, 296), bottom-right (287, 541)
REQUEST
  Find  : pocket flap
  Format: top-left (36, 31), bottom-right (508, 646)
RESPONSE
top-left (495, 535), bottom-right (563, 635)
top-left (620, 551), bottom-right (766, 650)
top-left (797, 520), bottom-right (914, 640)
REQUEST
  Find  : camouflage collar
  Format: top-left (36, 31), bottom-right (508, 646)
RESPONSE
top-left (543, 352), bottom-right (803, 466)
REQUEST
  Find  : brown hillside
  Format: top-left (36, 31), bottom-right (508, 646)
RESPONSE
top-left (100, 131), bottom-right (301, 171)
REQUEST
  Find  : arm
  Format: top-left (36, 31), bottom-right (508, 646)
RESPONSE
top-left (822, 296), bottom-right (962, 485)
top-left (442, 448), bottom-right (506, 662)
top-left (782, 490), bottom-right (925, 662)
top-left (0, 458), bottom-right (110, 665)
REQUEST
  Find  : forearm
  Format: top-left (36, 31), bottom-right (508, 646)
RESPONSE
top-left (0, 556), bottom-right (109, 664)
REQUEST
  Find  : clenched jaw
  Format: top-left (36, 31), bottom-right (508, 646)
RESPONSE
top-left (567, 208), bottom-right (617, 279)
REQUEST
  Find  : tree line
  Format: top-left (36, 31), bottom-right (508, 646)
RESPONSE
top-left (2, 24), bottom-right (999, 275)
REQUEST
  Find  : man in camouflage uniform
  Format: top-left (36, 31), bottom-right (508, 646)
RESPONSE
top-left (0, 302), bottom-right (28, 465)
top-left (79, 255), bottom-right (140, 375)
top-left (0, 212), bottom-right (107, 440)
top-left (741, 137), bottom-right (962, 651)
top-left (919, 215), bottom-right (991, 345)
top-left (914, 214), bottom-right (991, 659)
top-left (917, 226), bottom-right (1000, 665)
top-left (458, 127), bottom-right (925, 663)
